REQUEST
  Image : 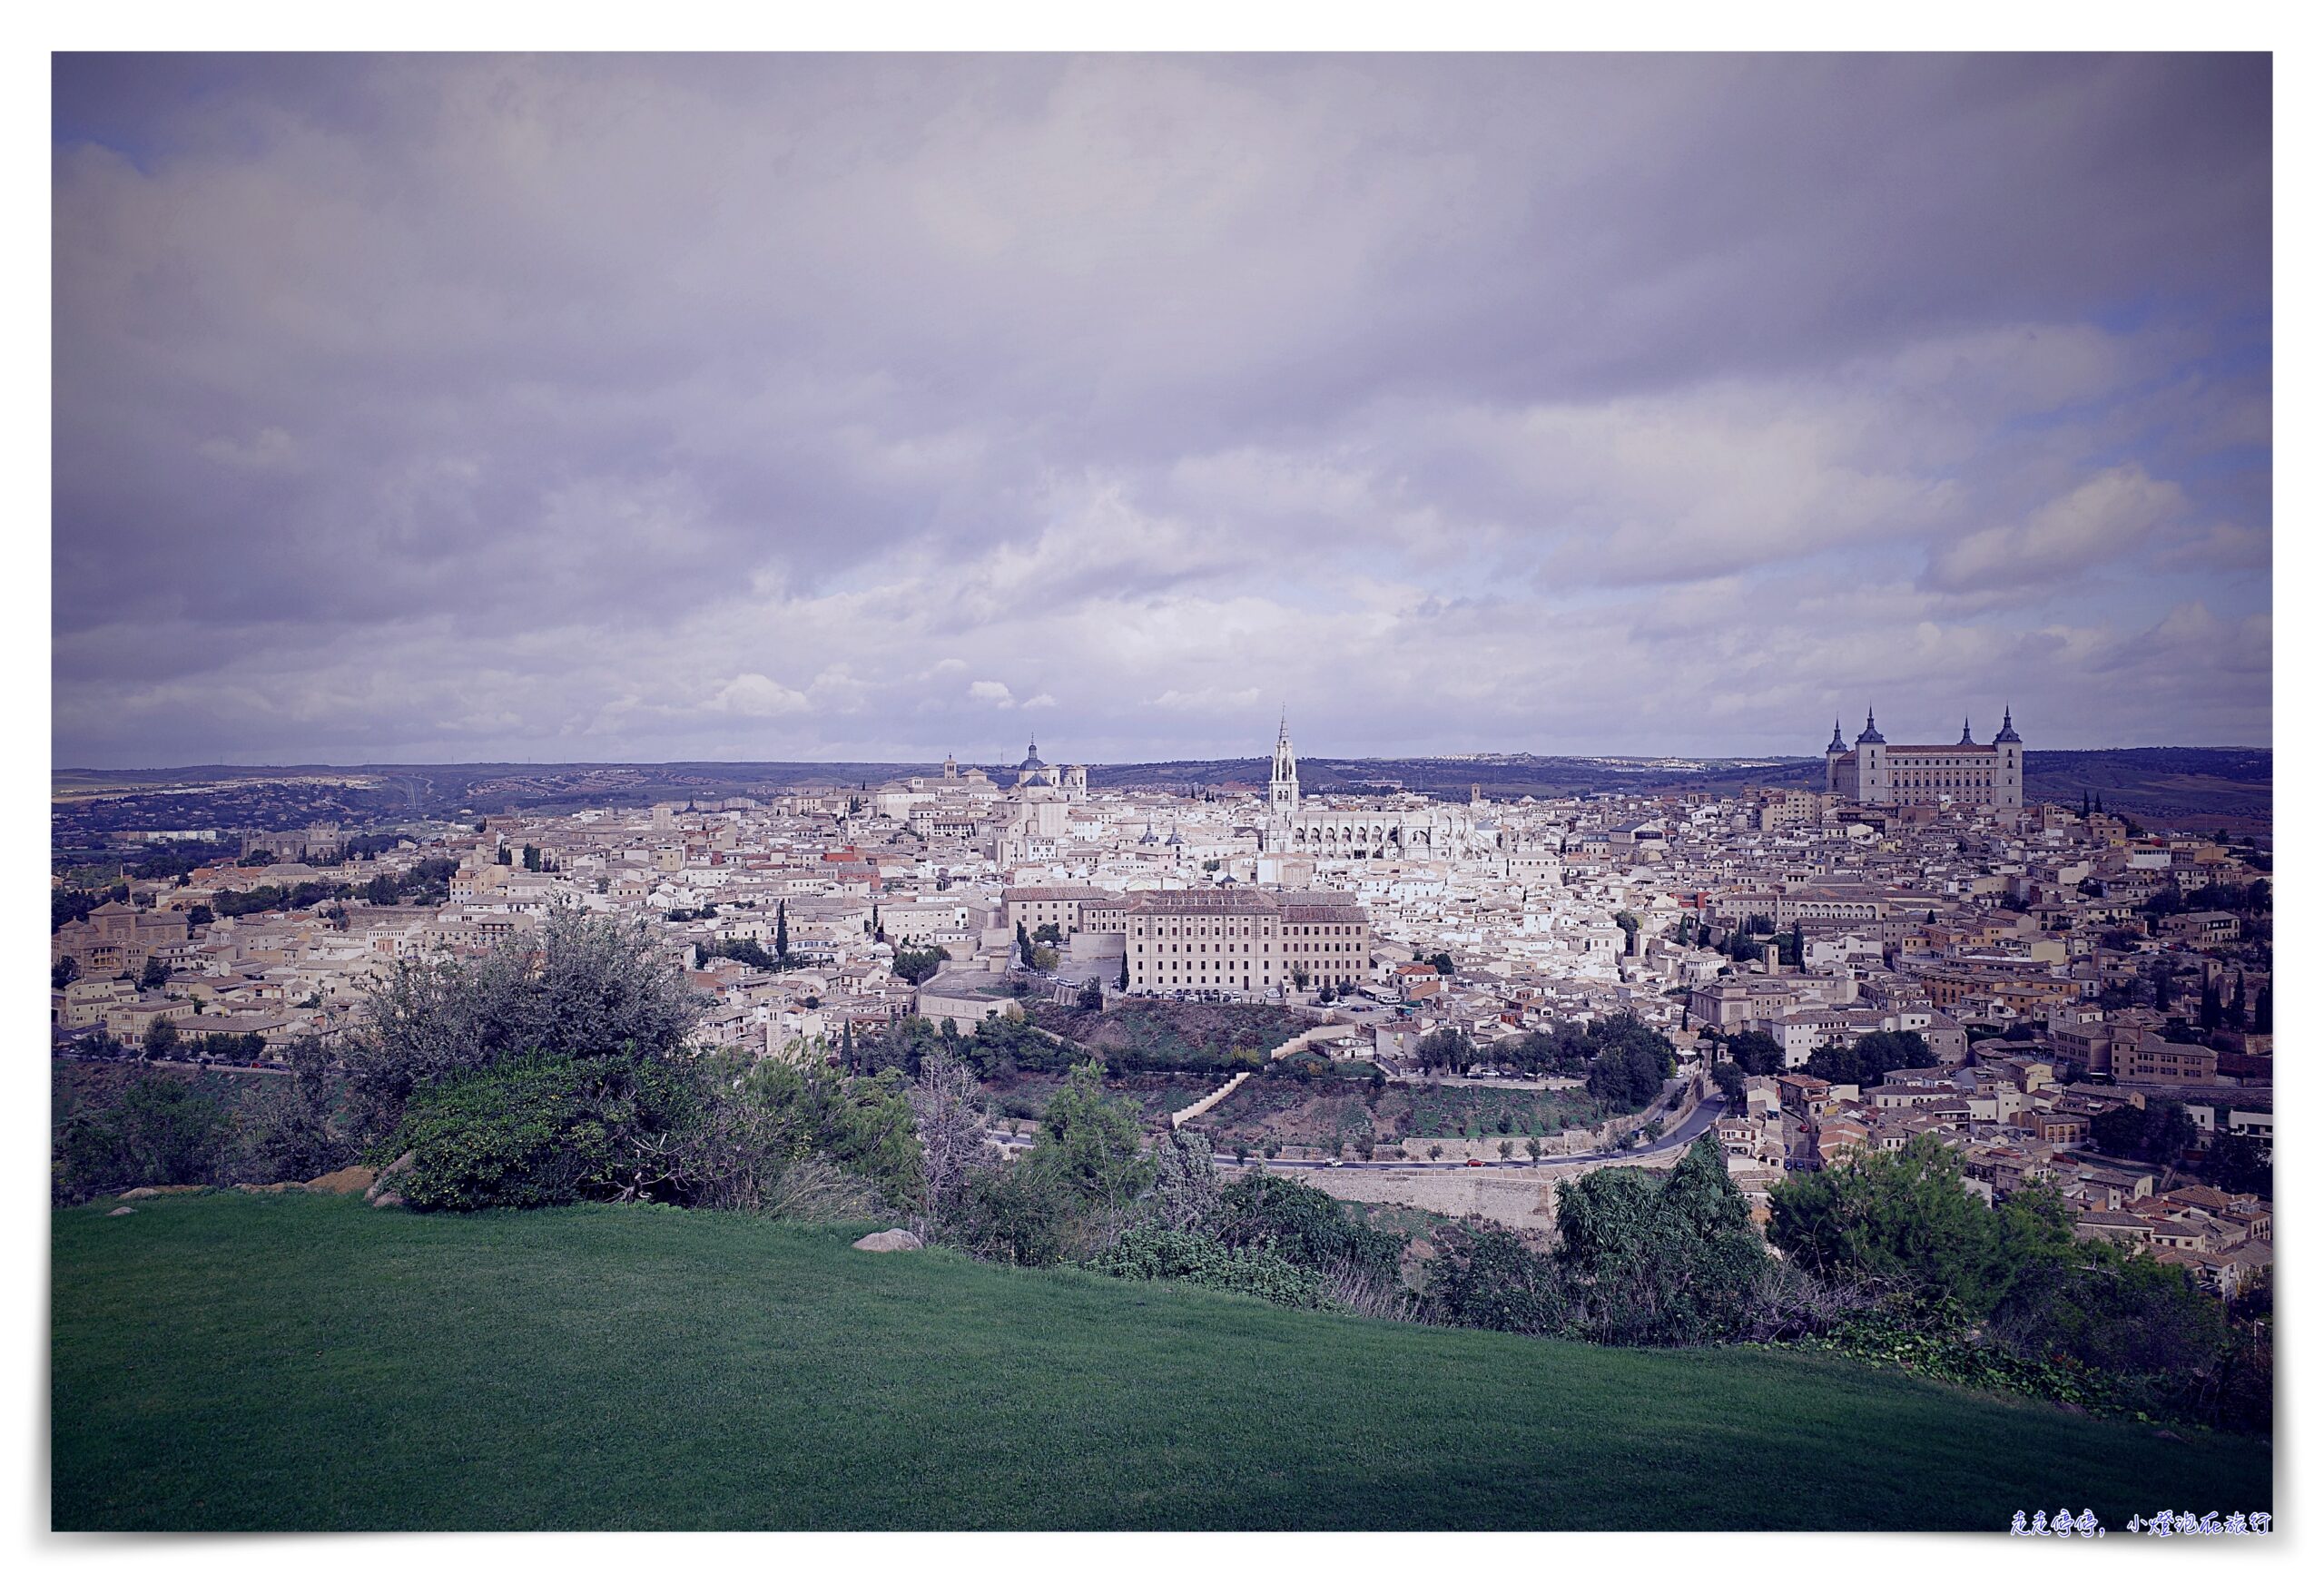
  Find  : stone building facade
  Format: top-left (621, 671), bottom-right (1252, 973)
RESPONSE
top-left (1824, 709), bottom-right (2024, 809)
top-left (1261, 714), bottom-right (1485, 859)
top-left (1123, 886), bottom-right (1370, 997)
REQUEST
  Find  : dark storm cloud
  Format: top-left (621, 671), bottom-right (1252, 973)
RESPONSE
top-left (52, 54), bottom-right (2270, 766)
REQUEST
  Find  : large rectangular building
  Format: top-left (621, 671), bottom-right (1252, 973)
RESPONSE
top-left (1123, 887), bottom-right (1370, 997)
top-left (1824, 708), bottom-right (2024, 809)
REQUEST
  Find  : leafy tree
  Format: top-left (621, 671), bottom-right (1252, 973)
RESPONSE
top-left (1710, 1060), bottom-right (1746, 1106)
top-left (705, 937), bottom-right (778, 971)
top-left (1032, 922), bottom-right (1065, 947)
top-left (138, 957), bottom-right (171, 991)
top-left (2090, 1099), bottom-right (2195, 1166)
top-left (1414, 1027), bottom-right (1474, 1073)
top-left (1583, 1015), bottom-right (1675, 1111)
top-left (143, 1017), bottom-right (182, 1061)
top-left (1723, 1029), bottom-right (1786, 1077)
top-left (891, 945), bottom-right (947, 986)
top-left (344, 904), bottom-right (708, 1146)
top-left (1768, 1136), bottom-right (2011, 1315)
top-left (1078, 978), bottom-right (1105, 1011)
top-left (235, 1037), bottom-right (355, 1182)
top-left (52, 956), bottom-right (80, 990)
top-left (1023, 1059), bottom-right (1153, 1225)
top-left (1550, 1138), bottom-right (1768, 1344)
top-left (1805, 1030), bottom-right (1930, 1089)
top-left (2201, 1132), bottom-right (2271, 1197)
top-left (1429, 950), bottom-right (1457, 978)
top-left (187, 904), bottom-right (214, 928)
top-left (55, 1074), bottom-right (235, 1203)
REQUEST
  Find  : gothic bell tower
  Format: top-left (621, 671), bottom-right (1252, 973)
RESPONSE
top-left (1267, 709), bottom-right (1300, 844)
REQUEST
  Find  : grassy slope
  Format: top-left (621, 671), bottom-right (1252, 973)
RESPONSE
top-left (53, 1194), bottom-right (2270, 1531)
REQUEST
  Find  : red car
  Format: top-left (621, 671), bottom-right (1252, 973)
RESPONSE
top-left (1464, 1158), bottom-right (1484, 1167)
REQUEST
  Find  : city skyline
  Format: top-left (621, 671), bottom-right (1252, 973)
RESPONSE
top-left (54, 54), bottom-right (2270, 767)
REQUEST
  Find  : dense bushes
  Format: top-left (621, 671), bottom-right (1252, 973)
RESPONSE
top-left (385, 1044), bottom-right (922, 1218)
top-left (344, 905), bottom-right (707, 1145)
top-left (234, 1037), bottom-right (358, 1183)
top-left (1086, 1224), bottom-right (1327, 1309)
top-left (1214, 1175), bottom-right (1403, 1288)
top-left (1423, 1138), bottom-right (1781, 1345)
top-left (55, 1076), bottom-right (237, 1204)
top-left (54, 1045), bottom-right (359, 1204)
top-left (1769, 1136), bottom-right (2266, 1431)
top-left (391, 1055), bottom-right (635, 1212)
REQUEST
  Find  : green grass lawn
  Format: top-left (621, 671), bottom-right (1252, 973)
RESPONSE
top-left (52, 1193), bottom-right (2271, 1531)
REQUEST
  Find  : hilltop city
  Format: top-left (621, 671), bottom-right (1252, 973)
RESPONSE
top-left (52, 708), bottom-right (2274, 1296)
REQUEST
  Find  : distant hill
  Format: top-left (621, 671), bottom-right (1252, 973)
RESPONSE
top-left (51, 746), bottom-right (2269, 840)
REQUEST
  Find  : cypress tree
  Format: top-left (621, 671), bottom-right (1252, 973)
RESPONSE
top-left (775, 900), bottom-right (790, 968)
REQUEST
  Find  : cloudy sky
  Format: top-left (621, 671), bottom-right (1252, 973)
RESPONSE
top-left (52, 54), bottom-right (2271, 768)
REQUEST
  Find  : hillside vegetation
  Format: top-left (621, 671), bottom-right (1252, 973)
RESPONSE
top-left (53, 1193), bottom-right (2270, 1531)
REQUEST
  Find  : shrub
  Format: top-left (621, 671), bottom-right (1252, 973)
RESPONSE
top-left (1086, 1224), bottom-right (1326, 1309)
top-left (944, 1159), bottom-right (1082, 1266)
top-left (390, 1056), bottom-right (617, 1212)
top-left (389, 1048), bottom-right (707, 1213)
top-left (1422, 1220), bottom-right (1566, 1335)
top-left (1215, 1174), bottom-right (1405, 1285)
top-left (55, 1075), bottom-right (236, 1204)
top-left (345, 905), bottom-right (708, 1145)
top-left (231, 1037), bottom-right (356, 1184)
top-left (681, 1047), bottom-right (923, 1216)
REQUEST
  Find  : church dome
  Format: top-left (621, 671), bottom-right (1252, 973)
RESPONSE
top-left (1017, 738), bottom-right (1048, 772)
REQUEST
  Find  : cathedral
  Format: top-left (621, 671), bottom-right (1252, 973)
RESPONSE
top-left (1261, 713), bottom-right (1486, 859)
top-left (1824, 708), bottom-right (2024, 809)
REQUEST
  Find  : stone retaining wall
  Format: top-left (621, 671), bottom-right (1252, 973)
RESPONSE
top-left (1256, 1126), bottom-right (1710, 1232)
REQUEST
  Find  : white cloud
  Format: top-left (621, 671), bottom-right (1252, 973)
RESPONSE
top-left (707, 673), bottom-right (809, 717)
top-left (1926, 466), bottom-right (2187, 592)
top-left (967, 680), bottom-right (1016, 707)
